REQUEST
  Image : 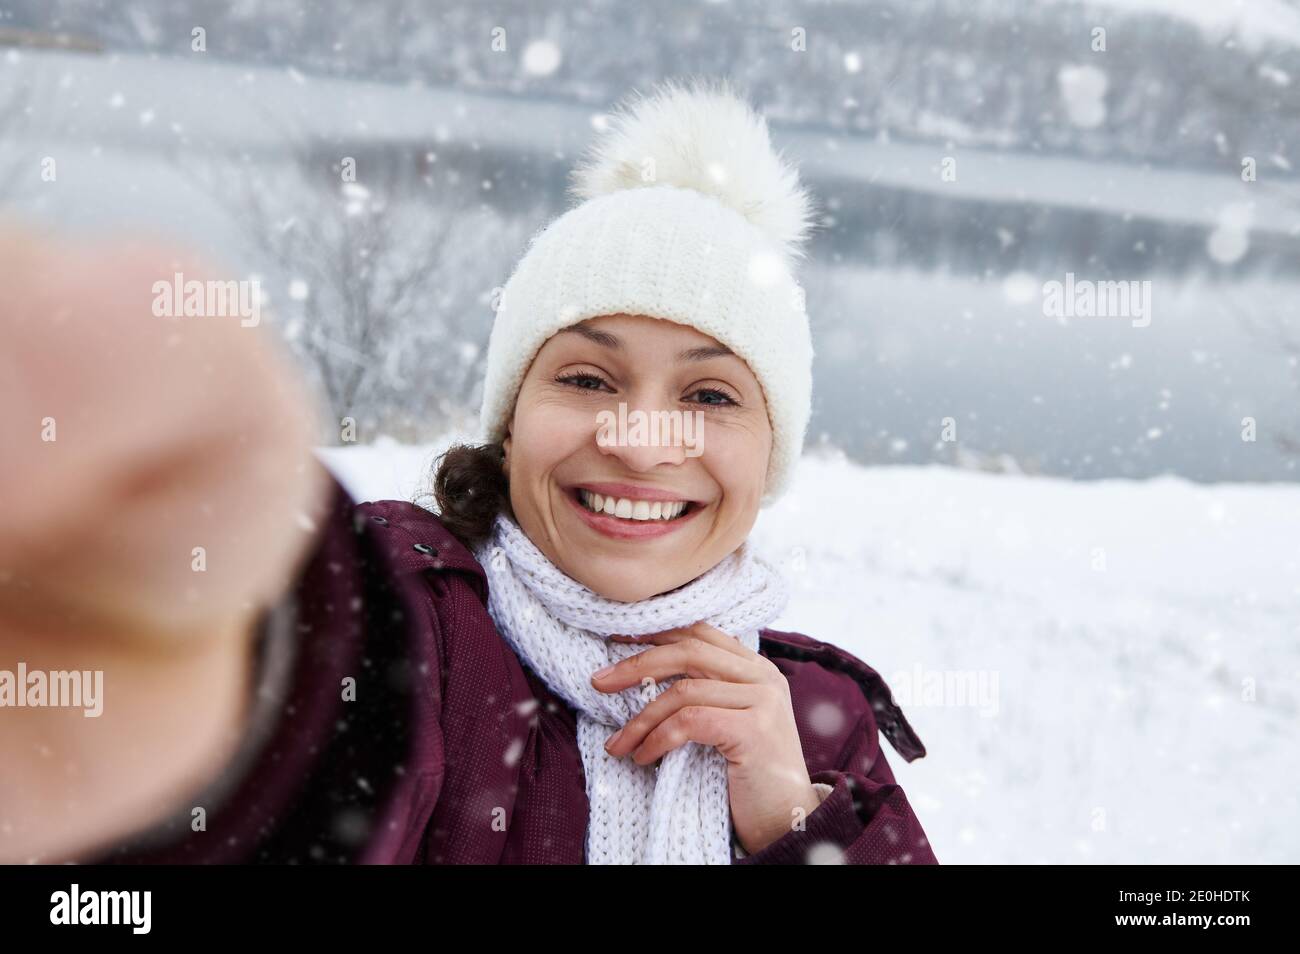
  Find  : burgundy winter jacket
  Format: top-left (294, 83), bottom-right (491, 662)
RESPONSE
top-left (89, 473), bottom-right (938, 865)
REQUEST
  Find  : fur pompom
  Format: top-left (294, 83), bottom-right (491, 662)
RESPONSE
top-left (568, 76), bottom-right (817, 260)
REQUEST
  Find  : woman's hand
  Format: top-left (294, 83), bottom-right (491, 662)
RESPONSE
top-left (592, 621), bottom-right (822, 855)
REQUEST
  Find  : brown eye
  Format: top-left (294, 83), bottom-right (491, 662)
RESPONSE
top-left (689, 387), bottom-right (739, 407)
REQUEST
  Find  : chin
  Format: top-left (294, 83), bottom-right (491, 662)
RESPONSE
top-left (576, 568), bottom-right (667, 604)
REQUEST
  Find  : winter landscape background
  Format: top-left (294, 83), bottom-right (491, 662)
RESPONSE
top-left (2, 0), bottom-right (1297, 862)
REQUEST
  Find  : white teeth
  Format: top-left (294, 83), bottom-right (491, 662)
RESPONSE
top-left (578, 490), bottom-right (689, 521)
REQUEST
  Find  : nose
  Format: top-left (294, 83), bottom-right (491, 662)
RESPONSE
top-left (594, 398), bottom-right (690, 472)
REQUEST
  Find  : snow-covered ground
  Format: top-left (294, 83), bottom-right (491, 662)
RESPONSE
top-left (318, 435), bottom-right (1300, 864)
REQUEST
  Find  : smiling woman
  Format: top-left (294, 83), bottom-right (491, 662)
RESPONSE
top-left (400, 76), bottom-right (937, 863)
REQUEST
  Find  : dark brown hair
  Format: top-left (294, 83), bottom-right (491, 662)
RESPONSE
top-left (426, 441), bottom-right (512, 552)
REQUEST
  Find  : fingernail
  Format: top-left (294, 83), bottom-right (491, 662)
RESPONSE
top-left (592, 664), bottom-right (615, 680)
top-left (605, 728), bottom-right (623, 750)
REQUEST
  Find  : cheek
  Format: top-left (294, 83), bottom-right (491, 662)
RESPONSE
top-left (510, 401), bottom-right (596, 474)
top-left (702, 418), bottom-right (771, 499)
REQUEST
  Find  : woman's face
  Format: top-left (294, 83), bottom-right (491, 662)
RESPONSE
top-left (502, 313), bottom-right (772, 602)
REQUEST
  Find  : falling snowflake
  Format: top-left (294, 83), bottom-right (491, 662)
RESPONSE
top-left (522, 39), bottom-right (562, 77)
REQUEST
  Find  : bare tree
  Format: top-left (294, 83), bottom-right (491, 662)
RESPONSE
top-left (178, 134), bottom-right (534, 445)
top-left (231, 151), bottom-right (456, 425)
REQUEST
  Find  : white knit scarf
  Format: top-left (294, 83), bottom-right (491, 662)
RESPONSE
top-left (472, 510), bottom-right (790, 864)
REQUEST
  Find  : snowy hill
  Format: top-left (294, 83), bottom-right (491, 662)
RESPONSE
top-left (318, 435), bottom-right (1300, 863)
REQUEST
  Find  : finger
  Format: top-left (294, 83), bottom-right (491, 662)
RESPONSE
top-left (605, 677), bottom-right (763, 757)
top-left (591, 638), bottom-right (768, 692)
top-left (629, 705), bottom-right (748, 766)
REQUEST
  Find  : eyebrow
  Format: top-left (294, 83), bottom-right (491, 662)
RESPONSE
top-left (558, 323), bottom-right (735, 362)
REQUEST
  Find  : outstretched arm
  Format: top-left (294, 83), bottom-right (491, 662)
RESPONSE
top-left (0, 226), bottom-right (329, 862)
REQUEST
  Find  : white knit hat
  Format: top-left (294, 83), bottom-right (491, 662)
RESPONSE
top-left (477, 76), bottom-right (818, 506)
